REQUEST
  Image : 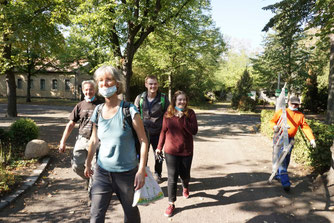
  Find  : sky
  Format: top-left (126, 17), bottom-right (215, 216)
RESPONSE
top-left (211, 0), bottom-right (279, 52)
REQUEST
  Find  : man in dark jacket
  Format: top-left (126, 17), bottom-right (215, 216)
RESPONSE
top-left (134, 75), bottom-right (169, 183)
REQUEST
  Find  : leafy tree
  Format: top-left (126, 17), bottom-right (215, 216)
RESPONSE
top-left (215, 49), bottom-right (251, 90)
top-left (0, 0), bottom-right (78, 116)
top-left (231, 69), bottom-right (255, 111)
top-left (133, 6), bottom-right (226, 102)
top-left (262, 0), bottom-right (334, 123)
top-left (59, 26), bottom-right (110, 74)
top-left (72, 0), bottom-right (214, 100)
top-left (251, 32), bottom-right (311, 95)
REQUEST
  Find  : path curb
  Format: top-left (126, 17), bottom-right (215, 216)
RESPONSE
top-left (0, 156), bottom-right (51, 211)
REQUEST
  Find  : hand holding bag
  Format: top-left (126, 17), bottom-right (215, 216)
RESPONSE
top-left (132, 166), bottom-right (164, 206)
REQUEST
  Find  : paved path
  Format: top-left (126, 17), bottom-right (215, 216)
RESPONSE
top-left (0, 104), bottom-right (333, 222)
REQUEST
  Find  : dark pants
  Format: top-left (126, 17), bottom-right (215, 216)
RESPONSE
top-left (150, 134), bottom-right (163, 176)
top-left (90, 165), bottom-right (140, 223)
top-left (165, 153), bottom-right (193, 203)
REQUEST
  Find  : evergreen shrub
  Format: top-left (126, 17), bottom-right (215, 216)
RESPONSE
top-left (231, 69), bottom-right (253, 111)
top-left (260, 110), bottom-right (334, 172)
top-left (9, 118), bottom-right (39, 154)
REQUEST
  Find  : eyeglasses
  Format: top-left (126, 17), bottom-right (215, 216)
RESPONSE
top-left (291, 103), bottom-right (299, 106)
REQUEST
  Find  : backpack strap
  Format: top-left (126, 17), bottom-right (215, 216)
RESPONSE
top-left (122, 101), bottom-right (133, 130)
top-left (139, 92), bottom-right (146, 119)
top-left (122, 101), bottom-right (143, 159)
top-left (95, 103), bottom-right (104, 127)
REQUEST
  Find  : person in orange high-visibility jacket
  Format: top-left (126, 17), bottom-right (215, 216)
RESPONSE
top-left (270, 96), bottom-right (316, 192)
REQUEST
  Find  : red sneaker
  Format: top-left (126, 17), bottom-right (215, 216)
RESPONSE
top-left (164, 204), bottom-right (175, 217)
top-left (183, 188), bottom-right (189, 199)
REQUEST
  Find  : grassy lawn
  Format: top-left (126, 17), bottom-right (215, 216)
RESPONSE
top-left (0, 97), bottom-right (79, 107)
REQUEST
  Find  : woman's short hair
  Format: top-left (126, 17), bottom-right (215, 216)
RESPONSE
top-left (166, 90), bottom-right (189, 118)
top-left (94, 65), bottom-right (125, 95)
top-left (81, 80), bottom-right (96, 90)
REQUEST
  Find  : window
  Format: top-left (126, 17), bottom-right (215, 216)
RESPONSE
top-left (52, 79), bottom-right (58, 90)
top-left (40, 79), bottom-right (45, 90)
top-left (17, 79), bottom-right (23, 89)
top-left (65, 79), bottom-right (71, 91)
top-left (29, 79), bottom-right (34, 89)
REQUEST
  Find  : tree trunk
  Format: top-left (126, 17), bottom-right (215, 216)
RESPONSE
top-left (168, 71), bottom-right (172, 102)
top-left (3, 33), bottom-right (17, 117)
top-left (326, 34), bottom-right (334, 124)
top-left (122, 58), bottom-right (133, 101)
top-left (26, 72), bottom-right (31, 102)
top-left (327, 140), bottom-right (334, 185)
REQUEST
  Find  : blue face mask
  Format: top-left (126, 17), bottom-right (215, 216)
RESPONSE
top-left (84, 95), bottom-right (95, 102)
top-left (288, 106), bottom-right (298, 111)
top-left (175, 106), bottom-right (184, 112)
top-left (99, 85), bottom-right (117, 98)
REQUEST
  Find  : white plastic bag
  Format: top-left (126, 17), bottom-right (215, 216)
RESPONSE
top-left (132, 166), bottom-right (164, 207)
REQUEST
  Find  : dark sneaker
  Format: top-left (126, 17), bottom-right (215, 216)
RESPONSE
top-left (283, 185), bottom-right (290, 192)
top-left (164, 204), bottom-right (175, 217)
top-left (183, 188), bottom-right (189, 199)
top-left (154, 173), bottom-right (163, 184)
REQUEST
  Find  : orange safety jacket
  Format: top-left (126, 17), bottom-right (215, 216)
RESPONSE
top-left (270, 108), bottom-right (315, 141)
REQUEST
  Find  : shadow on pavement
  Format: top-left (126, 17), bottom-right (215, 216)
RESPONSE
top-left (162, 171), bottom-right (331, 223)
top-left (245, 212), bottom-right (330, 223)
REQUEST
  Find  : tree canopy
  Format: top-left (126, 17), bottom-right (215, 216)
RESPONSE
top-left (261, 0), bottom-right (334, 123)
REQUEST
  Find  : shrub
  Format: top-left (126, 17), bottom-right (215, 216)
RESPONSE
top-left (260, 109), bottom-right (334, 172)
top-left (0, 167), bottom-right (21, 196)
top-left (9, 118), bottom-right (39, 155)
top-left (238, 96), bottom-right (257, 112)
top-left (293, 120), bottom-right (334, 172)
top-left (260, 110), bottom-right (275, 138)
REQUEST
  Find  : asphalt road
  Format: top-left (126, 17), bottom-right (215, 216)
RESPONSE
top-left (0, 103), bottom-right (333, 223)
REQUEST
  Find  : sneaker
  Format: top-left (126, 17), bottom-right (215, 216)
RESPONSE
top-left (164, 204), bottom-right (175, 217)
top-left (183, 188), bottom-right (189, 199)
top-left (154, 173), bottom-right (163, 184)
top-left (283, 185), bottom-right (290, 192)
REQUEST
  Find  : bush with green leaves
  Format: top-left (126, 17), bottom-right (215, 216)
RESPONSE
top-left (260, 110), bottom-right (334, 172)
top-left (0, 167), bottom-right (21, 196)
top-left (260, 110), bottom-right (275, 138)
top-left (9, 118), bottom-right (39, 155)
top-left (293, 120), bottom-right (334, 172)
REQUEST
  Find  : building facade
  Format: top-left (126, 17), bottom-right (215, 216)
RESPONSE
top-left (0, 72), bottom-right (92, 100)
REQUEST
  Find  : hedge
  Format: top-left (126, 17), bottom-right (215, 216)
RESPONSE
top-left (260, 109), bottom-right (334, 172)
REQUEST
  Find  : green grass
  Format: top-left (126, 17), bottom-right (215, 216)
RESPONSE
top-left (0, 97), bottom-right (79, 107)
